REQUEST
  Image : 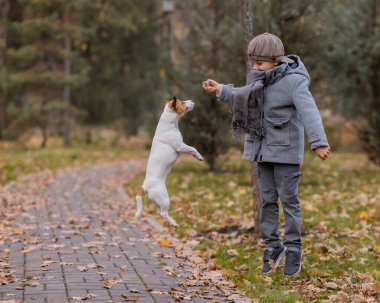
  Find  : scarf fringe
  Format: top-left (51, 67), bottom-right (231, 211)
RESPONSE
top-left (231, 110), bottom-right (265, 141)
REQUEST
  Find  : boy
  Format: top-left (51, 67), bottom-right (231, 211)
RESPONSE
top-left (202, 33), bottom-right (330, 276)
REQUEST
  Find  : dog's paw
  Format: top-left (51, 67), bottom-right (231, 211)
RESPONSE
top-left (195, 154), bottom-right (203, 161)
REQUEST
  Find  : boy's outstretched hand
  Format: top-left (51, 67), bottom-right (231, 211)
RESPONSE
top-left (315, 146), bottom-right (330, 160)
top-left (202, 79), bottom-right (221, 95)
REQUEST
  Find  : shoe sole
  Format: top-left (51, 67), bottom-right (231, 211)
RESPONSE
top-left (262, 247), bottom-right (287, 275)
top-left (284, 251), bottom-right (302, 277)
top-left (284, 263), bottom-right (302, 277)
top-left (274, 246), bottom-right (287, 269)
top-left (262, 268), bottom-right (273, 275)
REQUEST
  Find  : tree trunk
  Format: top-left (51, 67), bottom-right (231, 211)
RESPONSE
top-left (241, 0), bottom-right (262, 237)
top-left (85, 127), bottom-right (92, 145)
top-left (0, 0), bottom-right (10, 140)
top-left (241, 0), bottom-right (253, 72)
top-left (63, 6), bottom-right (72, 146)
top-left (41, 125), bottom-right (48, 148)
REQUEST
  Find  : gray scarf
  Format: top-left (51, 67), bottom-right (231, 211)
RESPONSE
top-left (231, 65), bottom-right (289, 141)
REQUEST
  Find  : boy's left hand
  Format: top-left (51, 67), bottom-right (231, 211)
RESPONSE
top-left (315, 146), bottom-right (330, 160)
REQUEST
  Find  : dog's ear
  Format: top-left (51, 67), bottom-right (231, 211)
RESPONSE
top-left (172, 96), bottom-right (177, 110)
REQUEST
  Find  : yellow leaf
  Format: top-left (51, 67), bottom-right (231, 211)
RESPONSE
top-left (158, 239), bottom-right (172, 247)
top-left (372, 269), bottom-right (380, 279)
top-left (3, 248), bottom-right (10, 253)
top-left (239, 188), bottom-right (247, 195)
top-left (360, 211), bottom-right (368, 221)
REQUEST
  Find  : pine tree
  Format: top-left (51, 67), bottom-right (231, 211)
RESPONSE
top-left (72, 0), bottom-right (162, 136)
top-left (5, 0), bottom-right (89, 147)
top-left (173, 0), bottom-right (245, 171)
top-left (251, 0), bottom-right (329, 105)
top-left (326, 0), bottom-right (380, 165)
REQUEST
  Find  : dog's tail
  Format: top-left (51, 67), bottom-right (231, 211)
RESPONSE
top-left (135, 187), bottom-right (144, 219)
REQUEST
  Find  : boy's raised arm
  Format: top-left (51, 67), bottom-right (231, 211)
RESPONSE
top-left (202, 79), bottom-right (235, 103)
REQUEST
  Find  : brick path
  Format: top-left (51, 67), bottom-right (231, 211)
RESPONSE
top-left (0, 160), bottom-right (253, 303)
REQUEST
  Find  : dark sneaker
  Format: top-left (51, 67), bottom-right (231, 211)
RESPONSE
top-left (283, 247), bottom-right (302, 276)
top-left (262, 245), bottom-right (287, 275)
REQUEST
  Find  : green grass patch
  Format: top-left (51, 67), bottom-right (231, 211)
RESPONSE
top-left (129, 150), bottom-right (380, 302)
top-left (0, 143), bottom-right (148, 185)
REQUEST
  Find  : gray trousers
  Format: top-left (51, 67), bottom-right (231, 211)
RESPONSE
top-left (258, 162), bottom-right (302, 248)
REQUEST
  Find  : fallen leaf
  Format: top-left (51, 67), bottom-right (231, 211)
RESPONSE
top-left (324, 281), bottom-right (339, 289)
top-left (100, 278), bottom-right (122, 289)
top-left (121, 294), bottom-right (142, 301)
top-left (157, 239), bottom-right (172, 247)
top-left (227, 249), bottom-right (239, 256)
top-left (21, 281), bottom-right (39, 287)
top-left (360, 211), bottom-right (368, 221)
top-left (87, 263), bottom-right (104, 269)
top-left (119, 265), bottom-right (128, 272)
top-left (70, 293), bottom-right (98, 301)
top-left (48, 244), bottom-right (65, 249)
top-left (81, 241), bottom-right (104, 247)
top-left (41, 260), bottom-right (58, 267)
top-left (76, 266), bottom-right (88, 272)
top-left (151, 290), bottom-right (169, 295)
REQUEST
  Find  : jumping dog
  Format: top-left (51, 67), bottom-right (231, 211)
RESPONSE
top-left (135, 97), bottom-right (203, 226)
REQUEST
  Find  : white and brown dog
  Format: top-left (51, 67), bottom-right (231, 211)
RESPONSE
top-left (135, 97), bottom-right (203, 226)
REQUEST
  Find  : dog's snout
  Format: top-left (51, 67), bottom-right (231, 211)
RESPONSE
top-left (184, 100), bottom-right (195, 111)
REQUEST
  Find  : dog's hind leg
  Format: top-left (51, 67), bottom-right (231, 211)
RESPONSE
top-left (160, 209), bottom-right (178, 227)
top-left (157, 190), bottom-right (178, 227)
top-left (147, 187), bottom-right (178, 227)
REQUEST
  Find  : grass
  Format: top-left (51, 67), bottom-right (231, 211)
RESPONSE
top-left (128, 149), bottom-right (380, 302)
top-left (0, 140), bottom-right (148, 186)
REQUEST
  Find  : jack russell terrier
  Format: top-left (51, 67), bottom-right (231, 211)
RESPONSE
top-left (135, 97), bottom-right (203, 226)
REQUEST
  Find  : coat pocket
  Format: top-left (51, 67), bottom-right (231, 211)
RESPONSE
top-left (265, 117), bottom-right (291, 146)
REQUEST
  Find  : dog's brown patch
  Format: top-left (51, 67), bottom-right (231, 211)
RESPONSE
top-left (137, 187), bottom-right (144, 196)
top-left (168, 98), bottom-right (187, 115)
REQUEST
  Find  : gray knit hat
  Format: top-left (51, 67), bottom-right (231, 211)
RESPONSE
top-left (248, 33), bottom-right (294, 64)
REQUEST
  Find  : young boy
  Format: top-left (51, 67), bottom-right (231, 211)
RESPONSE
top-left (202, 33), bottom-right (330, 276)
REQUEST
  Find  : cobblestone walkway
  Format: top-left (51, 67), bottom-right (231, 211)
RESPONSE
top-left (0, 161), bottom-right (252, 303)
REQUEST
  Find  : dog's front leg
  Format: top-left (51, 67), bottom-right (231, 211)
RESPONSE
top-left (177, 143), bottom-right (203, 161)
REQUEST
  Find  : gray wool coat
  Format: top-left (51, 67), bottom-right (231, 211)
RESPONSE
top-left (218, 55), bottom-right (329, 164)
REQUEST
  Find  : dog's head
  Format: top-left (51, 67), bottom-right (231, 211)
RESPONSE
top-left (166, 96), bottom-right (195, 117)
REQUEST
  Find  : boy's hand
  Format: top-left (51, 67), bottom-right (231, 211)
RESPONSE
top-left (202, 79), bottom-right (221, 95)
top-left (315, 146), bottom-right (330, 160)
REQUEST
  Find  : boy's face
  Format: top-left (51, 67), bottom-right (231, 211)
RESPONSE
top-left (251, 60), bottom-right (278, 71)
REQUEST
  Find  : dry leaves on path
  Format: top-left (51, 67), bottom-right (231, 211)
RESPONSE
top-left (120, 294), bottom-right (143, 301)
top-left (70, 293), bottom-right (98, 301)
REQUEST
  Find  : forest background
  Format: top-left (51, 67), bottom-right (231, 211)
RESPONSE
top-left (0, 0), bottom-right (379, 169)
